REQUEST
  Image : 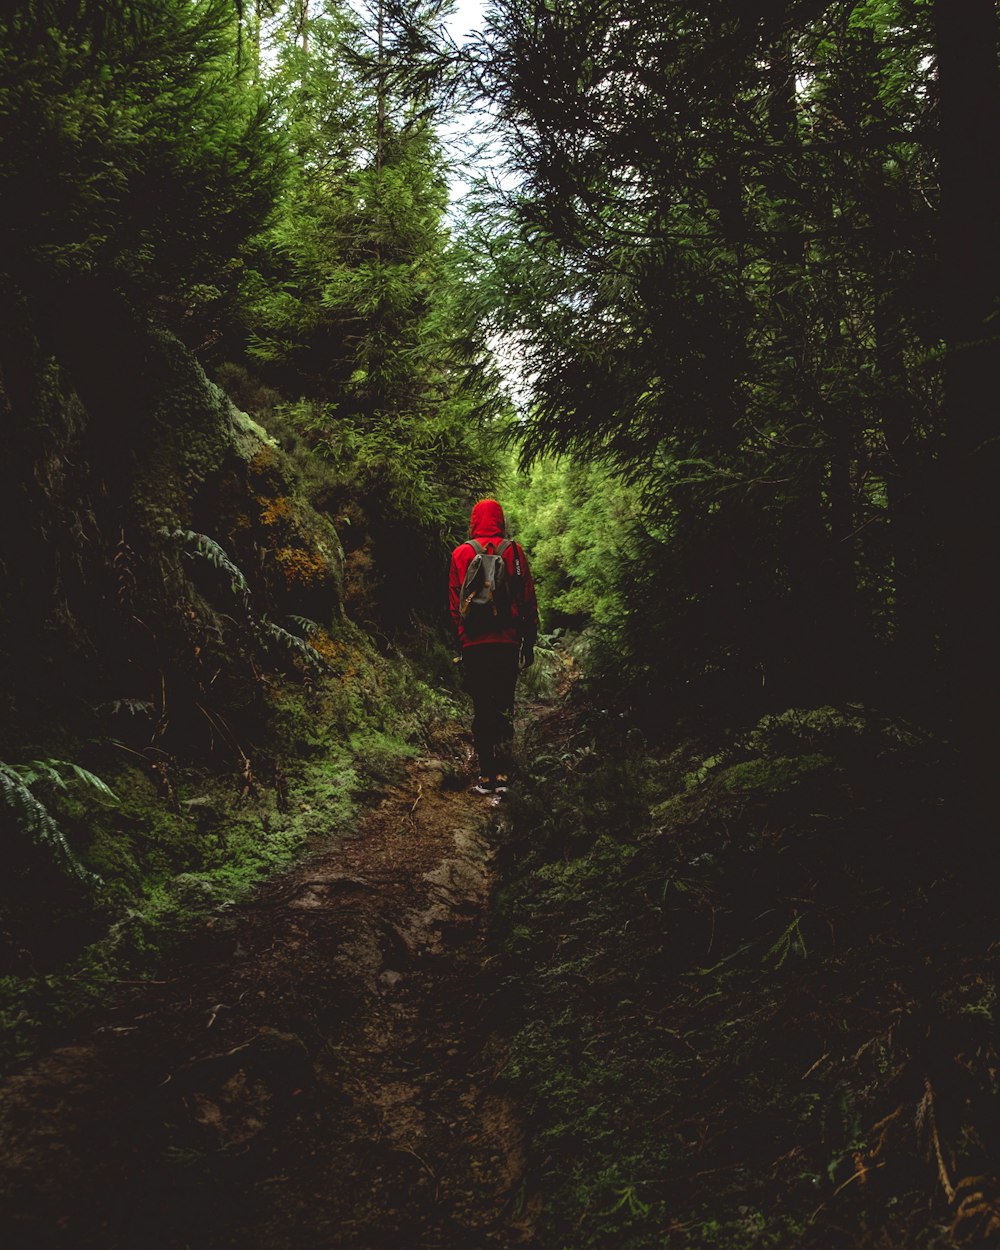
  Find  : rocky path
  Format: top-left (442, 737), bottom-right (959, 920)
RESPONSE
top-left (1, 753), bottom-right (536, 1249)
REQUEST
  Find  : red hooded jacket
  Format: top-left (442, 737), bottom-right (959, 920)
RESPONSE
top-left (449, 500), bottom-right (539, 649)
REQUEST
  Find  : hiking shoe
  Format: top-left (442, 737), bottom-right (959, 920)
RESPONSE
top-left (470, 776), bottom-right (495, 795)
top-left (493, 774), bottom-right (510, 794)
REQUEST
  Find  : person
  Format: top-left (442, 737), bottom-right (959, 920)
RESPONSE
top-left (449, 498), bottom-right (538, 795)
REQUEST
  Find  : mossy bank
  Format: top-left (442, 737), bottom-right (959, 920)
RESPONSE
top-left (0, 326), bottom-right (466, 1069)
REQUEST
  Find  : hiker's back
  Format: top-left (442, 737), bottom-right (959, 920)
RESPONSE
top-left (459, 538), bottom-right (514, 638)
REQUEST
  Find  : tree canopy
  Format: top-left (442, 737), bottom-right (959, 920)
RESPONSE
top-left (466, 0), bottom-right (989, 745)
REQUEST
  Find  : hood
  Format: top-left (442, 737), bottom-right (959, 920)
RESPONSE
top-left (470, 499), bottom-right (506, 541)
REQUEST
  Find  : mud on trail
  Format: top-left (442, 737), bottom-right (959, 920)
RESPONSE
top-left (0, 747), bottom-right (536, 1250)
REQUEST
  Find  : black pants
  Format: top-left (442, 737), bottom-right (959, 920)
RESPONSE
top-left (462, 643), bottom-right (519, 776)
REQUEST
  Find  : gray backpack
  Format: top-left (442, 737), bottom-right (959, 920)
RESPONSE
top-left (460, 539), bottom-right (514, 636)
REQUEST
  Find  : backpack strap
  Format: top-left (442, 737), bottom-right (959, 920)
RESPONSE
top-left (499, 538), bottom-right (521, 576)
top-left (499, 539), bottom-right (524, 615)
top-left (468, 539), bottom-right (510, 557)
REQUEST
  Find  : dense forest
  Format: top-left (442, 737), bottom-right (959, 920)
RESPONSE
top-left (2, 1), bottom-right (1000, 1248)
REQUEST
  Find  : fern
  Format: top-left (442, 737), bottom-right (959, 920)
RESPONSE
top-left (111, 698), bottom-right (155, 718)
top-left (162, 532), bottom-right (327, 675)
top-left (14, 759), bottom-right (118, 801)
top-left (13, 759), bottom-right (65, 789)
top-left (261, 618), bottom-right (327, 672)
top-left (287, 615), bottom-right (322, 637)
top-left (161, 528), bottom-right (253, 617)
top-left (65, 763), bottom-right (118, 802)
top-left (0, 760), bottom-right (112, 884)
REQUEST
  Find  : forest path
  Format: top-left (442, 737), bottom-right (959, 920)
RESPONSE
top-left (1, 743), bottom-right (537, 1249)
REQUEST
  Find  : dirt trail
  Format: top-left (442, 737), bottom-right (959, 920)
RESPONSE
top-left (0, 750), bottom-right (536, 1249)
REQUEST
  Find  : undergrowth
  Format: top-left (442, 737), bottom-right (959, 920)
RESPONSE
top-left (495, 700), bottom-right (1000, 1248)
top-left (0, 758), bottom-right (114, 884)
top-left (0, 640), bottom-right (457, 1069)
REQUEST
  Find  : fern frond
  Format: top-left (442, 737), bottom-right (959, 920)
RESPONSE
top-left (111, 698), bottom-right (155, 718)
top-left (0, 762), bottom-right (102, 884)
top-left (66, 763), bottom-right (119, 801)
top-left (162, 532), bottom-right (329, 676)
top-left (161, 528), bottom-right (254, 617)
top-left (16, 760), bottom-right (119, 804)
top-left (287, 615), bottom-right (322, 637)
top-left (261, 618), bottom-right (327, 671)
top-left (14, 760), bottom-right (67, 789)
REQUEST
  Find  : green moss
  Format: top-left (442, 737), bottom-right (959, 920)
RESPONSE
top-left (349, 728), bottom-right (419, 783)
top-left (130, 330), bottom-right (235, 532)
top-left (715, 752), bottom-right (835, 794)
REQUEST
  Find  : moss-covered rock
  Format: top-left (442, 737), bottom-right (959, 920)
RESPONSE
top-left (120, 331), bottom-right (343, 624)
top-left (127, 330), bottom-right (236, 534)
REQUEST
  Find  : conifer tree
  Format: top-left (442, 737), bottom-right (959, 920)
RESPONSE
top-left (933, 0), bottom-right (1000, 815)
top-left (244, 0), bottom-right (500, 629)
top-left (473, 0), bottom-right (946, 723)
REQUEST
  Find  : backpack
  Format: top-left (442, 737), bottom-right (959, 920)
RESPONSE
top-left (459, 539), bottom-right (517, 636)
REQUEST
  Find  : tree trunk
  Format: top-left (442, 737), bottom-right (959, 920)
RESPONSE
top-left (768, 39), bottom-right (860, 697)
top-left (873, 286), bottom-right (933, 686)
top-left (934, 0), bottom-right (1000, 821)
top-left (376, 0), bottom-right (386, 173)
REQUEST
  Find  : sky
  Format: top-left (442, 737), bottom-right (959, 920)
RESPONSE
top-left (440, 0), bottom-right (513, 207)
top-left (440, 0), bottom-right (529, 405)
top-left (445, 0), bottom-right (487, 42)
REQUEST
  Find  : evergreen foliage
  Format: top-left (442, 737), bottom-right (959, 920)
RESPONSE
top-left (233, 0), bottom-right (505, 633)
top-left (504, 457), bottom-right (633, 634)
top-left (0, 0), bottom-right (499, 1032)
top-left (472, 0), bottom-right (950, 725)
top-left (0, 0), bottom-right (282, 335)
